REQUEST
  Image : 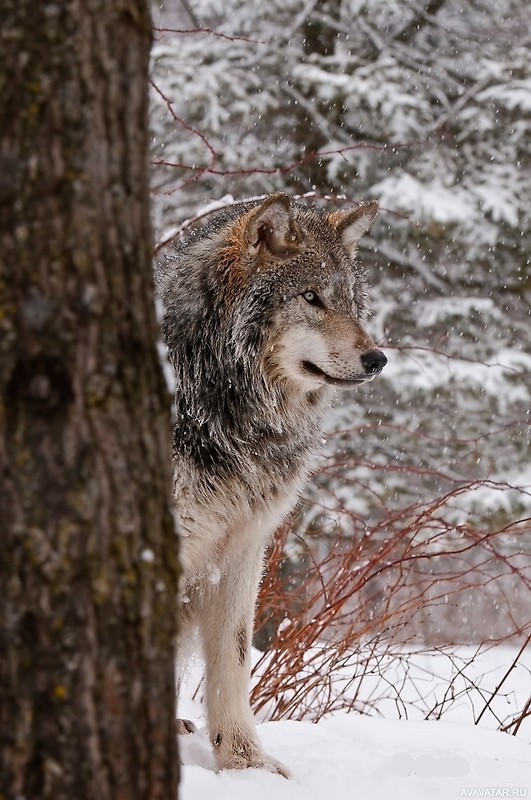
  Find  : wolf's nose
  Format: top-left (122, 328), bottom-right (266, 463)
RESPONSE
top-left (361, 349), bottom-right (387, 376)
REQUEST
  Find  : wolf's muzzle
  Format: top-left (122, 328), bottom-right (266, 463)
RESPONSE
top-left (361, 349), bottom-right (387, 376)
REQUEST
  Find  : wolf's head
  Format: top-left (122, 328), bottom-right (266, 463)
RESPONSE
top-left (221, 193), bottom-right (386, 391)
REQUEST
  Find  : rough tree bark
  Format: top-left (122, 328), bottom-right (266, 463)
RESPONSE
top-left (0, 2), bottom-right (179, 798)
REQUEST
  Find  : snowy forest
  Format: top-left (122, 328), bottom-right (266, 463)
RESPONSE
top-left (150, 0), bottom-right (530, 744)
top-left (2, 1), bottom-right (529, 796)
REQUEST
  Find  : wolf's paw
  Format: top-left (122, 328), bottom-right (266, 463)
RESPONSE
top-left (176, 718), bottom-right (197, 735)
top-left (214, 733), bottom-right (289, 778)
top-left (247, 752), bottom-right (290, 778)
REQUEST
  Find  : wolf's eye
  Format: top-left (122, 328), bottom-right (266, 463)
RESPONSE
top-left (303, 290), bottom-right (320, 305)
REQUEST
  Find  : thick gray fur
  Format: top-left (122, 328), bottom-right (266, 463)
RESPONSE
top-left (156, 193), bottom-right (385, 776)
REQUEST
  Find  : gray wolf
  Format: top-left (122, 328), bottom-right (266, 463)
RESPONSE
top-left (156, 193), bottom-right (386, 777)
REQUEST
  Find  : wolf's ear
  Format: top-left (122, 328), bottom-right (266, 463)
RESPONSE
top-left (328, 200), bottom-right (379, 258)
top-left (244, 193), bottom-right (302, 257)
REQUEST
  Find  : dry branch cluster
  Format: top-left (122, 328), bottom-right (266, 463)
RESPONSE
top-left (251, 462), bottom-right (530, 733)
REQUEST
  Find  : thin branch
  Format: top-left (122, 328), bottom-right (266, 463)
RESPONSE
top-left (475, 634), bottom-right (531, 726)
top-left (154, 26), bottom-right (265, 44)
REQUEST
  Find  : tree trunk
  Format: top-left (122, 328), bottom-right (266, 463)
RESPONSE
top-left (0, 2), bottom-right (179, 798)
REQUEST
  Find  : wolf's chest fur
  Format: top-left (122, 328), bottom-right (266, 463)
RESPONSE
top-left (174, 417), bottom-right (322, 589)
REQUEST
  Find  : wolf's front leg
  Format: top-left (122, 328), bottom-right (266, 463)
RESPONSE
top-left (198, 542), bottom-right (289, 777)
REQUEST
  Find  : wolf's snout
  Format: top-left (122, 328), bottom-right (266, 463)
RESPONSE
top-left (361, 349), bottom-right (387, 376)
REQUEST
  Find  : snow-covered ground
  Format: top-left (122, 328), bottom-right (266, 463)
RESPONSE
top-left (178, 646), bottom-right (531, 798)
top-left (180, 715), bottom-right (530, 799)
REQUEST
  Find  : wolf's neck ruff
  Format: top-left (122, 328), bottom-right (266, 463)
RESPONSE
top-left (170, 321), bottom-right (332, 480)
top-left (156, 193), bottom-right (385, 776)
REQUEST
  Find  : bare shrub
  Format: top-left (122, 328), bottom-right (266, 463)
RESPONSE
top-left (252, 463), bottom-right (531, 733)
